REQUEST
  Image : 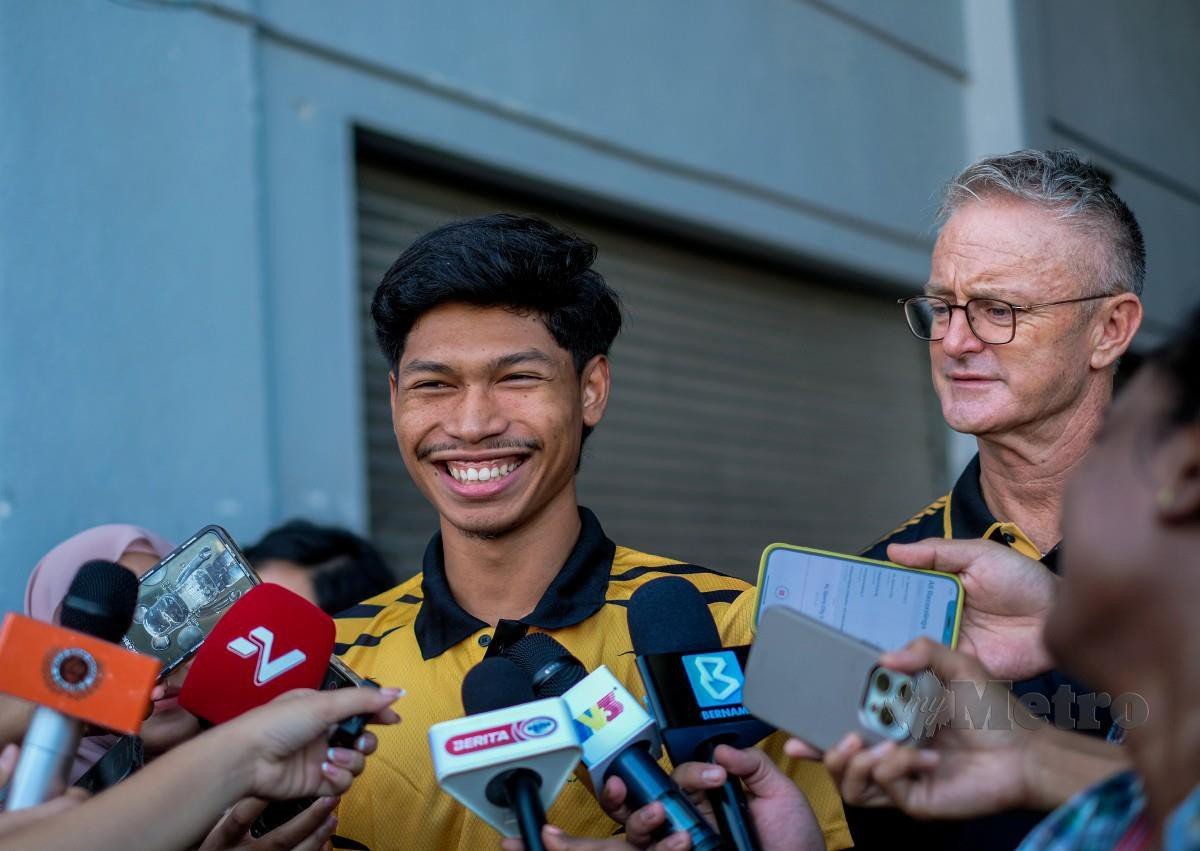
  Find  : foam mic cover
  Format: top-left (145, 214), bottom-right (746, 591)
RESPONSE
top-left (504, 632), bottom-right (587, 696)
top-left (628, 578), bottom-right (768, 851)
top-left (462, 657), bottom-right (536, 715)
top-left (179, 584), bottom-right (334, 725)
top-left (628, 577), bottom-right (721, 656)
top-left (60, 560), bottom-right (140, 642)
top-left (505, 634), bottom-right (723, 851)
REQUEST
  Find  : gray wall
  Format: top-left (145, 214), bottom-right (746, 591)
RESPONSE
top-left (2, 0), bottom-right (1196, 612)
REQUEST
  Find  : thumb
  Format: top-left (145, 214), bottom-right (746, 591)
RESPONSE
top-left (887, 538), bottom-right (988, 573)
top-left (712, 745), bottom-right (785, 797)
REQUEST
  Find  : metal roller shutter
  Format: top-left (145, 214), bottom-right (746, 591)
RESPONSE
top-left (356, 161), bottom-right (946, 582)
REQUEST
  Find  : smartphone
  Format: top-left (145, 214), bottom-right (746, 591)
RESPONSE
top-left (754, 544), bottom-right (963, 649)
top-left (120, 525), bottom-right (259, 678)
top-left (743, 605), bottom-right (945, 752)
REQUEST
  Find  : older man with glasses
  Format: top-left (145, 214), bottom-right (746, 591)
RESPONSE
top-left (851, 150), bottom-right (1145, 850)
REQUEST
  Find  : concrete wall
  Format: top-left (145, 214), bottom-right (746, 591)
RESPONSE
top-left (1, 0), bottom-right (1196, 612)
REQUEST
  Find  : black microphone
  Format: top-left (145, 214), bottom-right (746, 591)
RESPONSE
top-left (629, 578), bottom-right (774, 851)
top-left (506, 633), bottom-right (722, 851)
top-left (460, 657), bottom-right (555, 851)
top-left (8, 561), bottom-right (139, 809)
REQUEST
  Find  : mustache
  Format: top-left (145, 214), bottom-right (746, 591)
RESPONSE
top-left (416, 437), bottom-right (542, 461)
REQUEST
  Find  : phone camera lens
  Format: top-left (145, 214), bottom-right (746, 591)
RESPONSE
top-left (879, 706), bottom-right (895, 727)
top-left (898, 682), bottom-right (913, 703)
top-left (874, 670), bottom-right (891, 693)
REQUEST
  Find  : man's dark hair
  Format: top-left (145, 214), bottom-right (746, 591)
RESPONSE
top-left (245, 520), bottom-right (394, 616)
top-left (371, 213), bottom-right (623, 375)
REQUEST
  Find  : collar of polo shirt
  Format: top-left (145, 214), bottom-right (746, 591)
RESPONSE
top-left (413, 507), bottom-right (617, 660)
top-left (948, 455), bottom-right (1055, 565)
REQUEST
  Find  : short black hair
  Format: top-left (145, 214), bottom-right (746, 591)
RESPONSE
top-left (371, 213), bottom-right (623, 375)
top-left (245, 520), bottom-right (394, 616)
top-left (1152, 305), bottom-right (1200, 426)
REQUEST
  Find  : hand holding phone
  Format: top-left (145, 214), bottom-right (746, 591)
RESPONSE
top-left (743, 606), bottom-right (945, 753)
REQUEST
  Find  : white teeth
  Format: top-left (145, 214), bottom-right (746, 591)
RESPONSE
top-left (447, 460), bottom-right (522, 483)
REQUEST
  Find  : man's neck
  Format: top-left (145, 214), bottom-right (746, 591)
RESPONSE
top-left (974, 382), bottom-right (1110, 553)
top-left (440, 490), bottom-right (583, 627)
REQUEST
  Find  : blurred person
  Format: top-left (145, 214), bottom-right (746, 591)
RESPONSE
top-left (19, 525), bottom-right (202, 777)
top-left (855, 150), bottom-right (1145, 849)
top-left (0, 685), bottom-right (401, 851)
top-left (245, 519), bottom-right (394, 615)
top-left (803, 305), bottom-right (1200, 849)
top-left (332, 214), bottom-right (850, 849)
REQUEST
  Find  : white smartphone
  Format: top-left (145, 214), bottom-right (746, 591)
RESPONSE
top-left (754, 544), bottom-right (963, 650)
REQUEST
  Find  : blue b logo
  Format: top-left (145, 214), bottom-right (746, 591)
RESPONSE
top-left (683, 651), bottom-right (744, 709)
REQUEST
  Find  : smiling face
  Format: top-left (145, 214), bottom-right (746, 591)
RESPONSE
top-left (389, 302), bottom-right (610, 540)
top-left (927, 197), bottom-right (1109, 438)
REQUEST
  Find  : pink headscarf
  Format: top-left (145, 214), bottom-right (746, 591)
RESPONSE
top-left (24, 524), bottom-right (174, 782)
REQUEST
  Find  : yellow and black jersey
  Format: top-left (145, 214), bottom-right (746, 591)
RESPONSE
top-left (332, 507), bottom-right (851, 850)
top-left (862, 454), bottom-right (1044, 562)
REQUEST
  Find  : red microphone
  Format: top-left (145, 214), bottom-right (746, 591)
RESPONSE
top-left (179, 584), bottom-right (334, 725)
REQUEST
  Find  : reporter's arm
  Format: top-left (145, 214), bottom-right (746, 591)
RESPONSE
top-left (1020, 723), bottom-right (1129, 811)
top-left (0, 686), bottom-right (400, 851)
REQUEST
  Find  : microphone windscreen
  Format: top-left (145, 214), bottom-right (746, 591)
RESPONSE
top-left (628, 577), bottom-right (721, 656)
top-left (505, 632), bottom-right (587, 697)
top-left (61, 560), bottom-right (140, 642)
top-left (461, 657), bottom-right (536, 715)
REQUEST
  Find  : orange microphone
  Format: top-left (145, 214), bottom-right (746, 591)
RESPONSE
top-left (1, 561), bottom-right (159, 809)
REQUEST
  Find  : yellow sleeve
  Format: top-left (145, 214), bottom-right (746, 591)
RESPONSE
top-left (719, 589), bottom-right (853, 850)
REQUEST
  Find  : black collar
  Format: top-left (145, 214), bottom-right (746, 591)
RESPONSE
top-left (949, 454), bottom-right (1061, 570)
top-left (413, 507), bottom-right (616, 660)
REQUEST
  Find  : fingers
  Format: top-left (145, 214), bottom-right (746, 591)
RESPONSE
top-left (887, 537), bottom-right (1000, 573)
top-left (278, 685), bottom-right (403, 728)
top-left (325, 747), bottom-right (365, 777)
top-left (318, 761), bottom-right (357, 796)
top-left (783, 737), bottom-right (821, 760)
top-left (710, 744), bottom-right (789, 797)
top-left (0, 787), bottom-right (91, 840)
top-left (597, 774), bottom-right (631, 824)
top-left (354, 731), bottom-right (378, 756)
top-left (0, 743), bottom-right (19, 787)
top-left (540, 823), bottom-right (655, 849)
top-left (669, 760), bottom-right (727, 796)
top-left (622, 800), bottom-right (668, 847)
top-left (258, 796), bottom-right (340, 851)
top-left (198, 797), bottom-right (267, 850)
top-left (880, 637), bottom-right (986, 683)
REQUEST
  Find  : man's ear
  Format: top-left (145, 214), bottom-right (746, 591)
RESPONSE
top-left (580, 354), bottom-right (611, 429)
top-left (389, 370), bottom-right (399, 407)
top-left (1091, 294), bottom-right (1143, 370)
top-left (1156, 424), bottom-right (1200, 524)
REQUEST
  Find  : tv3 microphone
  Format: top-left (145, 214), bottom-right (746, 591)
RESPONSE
top-left (1, 561), bottom-right (158, 810)
top-left (629, 577), bottom-right (775, 851)
top-left (506, 633), bottom-right (723, 851)
top-left (428, 657), bottom-right (580, 851)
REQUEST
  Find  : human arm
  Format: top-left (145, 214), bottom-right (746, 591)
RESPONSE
top-left (1, 686), bottom-right (400, 851)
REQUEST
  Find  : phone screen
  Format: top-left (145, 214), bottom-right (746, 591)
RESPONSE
top-left (120, 526), bottom-right (259, 676)
top-left (758, 546), bottom-right (960, 649)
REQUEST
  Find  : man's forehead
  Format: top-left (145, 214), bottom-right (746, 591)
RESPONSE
top-left (400, 304), bottom-right (570, 370)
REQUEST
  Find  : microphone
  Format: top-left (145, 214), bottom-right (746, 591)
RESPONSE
top-left (506, 633), bottom-right (722, 851)
top-left (178, 583), bottom-right (334, 724)
top-left (428, 657), bottom-right (580, 851)
top-left (2, 561), bottom-right (158, 809)
top-left (629, 578), bottom-right (774, 851)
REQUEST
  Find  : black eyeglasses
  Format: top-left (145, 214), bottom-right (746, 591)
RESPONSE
top-left (898, 294), bottom-right (1115, 345)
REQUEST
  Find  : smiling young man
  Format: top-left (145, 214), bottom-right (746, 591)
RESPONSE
top-left (331, 214), bottom-right (849, 850)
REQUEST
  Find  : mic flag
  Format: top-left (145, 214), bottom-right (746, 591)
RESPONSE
top-left (0, 613), bottom-right (159, 736)
top-left (179, 583), bottom-right (333, 724)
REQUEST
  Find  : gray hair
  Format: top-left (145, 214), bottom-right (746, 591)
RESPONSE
top-left (940, 149), bottom-right (1146, 297)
